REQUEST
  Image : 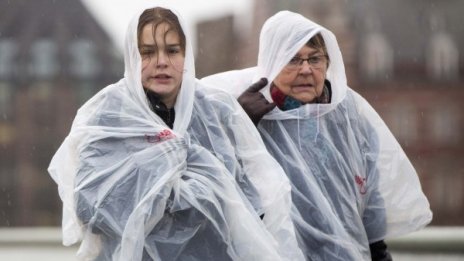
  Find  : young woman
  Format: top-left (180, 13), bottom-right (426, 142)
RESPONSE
top-left (48, 4), bottom-right (304, 261)
top-left (202, 11), bottom-right (432, 260)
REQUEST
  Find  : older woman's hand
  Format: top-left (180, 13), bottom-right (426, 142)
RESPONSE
top-left (237, 78), bottom-right (276, 125)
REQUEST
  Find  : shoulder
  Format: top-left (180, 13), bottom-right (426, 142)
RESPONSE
top-left (80, 80), bottom-right (124, 108)
top-left (194, 81), bottom-right (238, 108)
top-left (73, 80), bottom-right (126, 126)
top-left (345, 88), bottom-right (372, 108)
top-left (200, 67), bottom-right (257, 98)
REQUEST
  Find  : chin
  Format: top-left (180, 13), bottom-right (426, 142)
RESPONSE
top-left (295, 95), bottom-right (317, 104)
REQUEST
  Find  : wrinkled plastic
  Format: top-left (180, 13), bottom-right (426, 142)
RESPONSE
top-left (48, 4), bottom-right (304, 261)
top-left (201, 10), bottom-right (433, 260)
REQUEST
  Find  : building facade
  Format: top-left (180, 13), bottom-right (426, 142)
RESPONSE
top-left (0, 0), bottom-right (123, 226)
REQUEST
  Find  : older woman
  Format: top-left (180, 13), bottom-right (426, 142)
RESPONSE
top-left (48, 4), bottom-right (305, 261)
top-left (202, 11), bottom-right (432, 260)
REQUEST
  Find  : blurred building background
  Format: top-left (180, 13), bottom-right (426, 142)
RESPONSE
top-left (0, 0), bottom-right (462, 232)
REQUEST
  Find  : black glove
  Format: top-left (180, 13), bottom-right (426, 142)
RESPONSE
top-left (369, 240), bottom-right (392, 261)
top-left (237, 78), bottom-right (276, 125)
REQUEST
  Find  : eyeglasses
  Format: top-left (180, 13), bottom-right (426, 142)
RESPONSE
top-left (285, 54), bottom-right (328, 71)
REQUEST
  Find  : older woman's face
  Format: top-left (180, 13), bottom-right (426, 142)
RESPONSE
top-left (140, 22), bottom-right (184, 108)
top-left (273, 45), bottom-right (328, 104)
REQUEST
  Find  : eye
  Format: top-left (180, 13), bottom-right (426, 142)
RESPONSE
top-left (288, 57), bottom-right (301, 65)
top-left (140, 47), bottom-right (155, 57)
top-left (167, 46), bottom-right (181, 56)
top-left (308, 56), bottom-right (322, 64)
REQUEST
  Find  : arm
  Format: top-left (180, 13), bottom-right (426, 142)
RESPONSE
top-left (229, 102), bottom-right (305, 260)
top-left (356, 107), bottom-right (392, 260)
top-left (354, 90), bottom-right (432, 235)
top-left (351, 90), bottom-right (431, 259)
top-left (74, 134), bottom-right (175, 238)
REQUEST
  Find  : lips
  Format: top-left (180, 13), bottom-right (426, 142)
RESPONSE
top-left (292, 83), bottom-right (313, 88)
top-left (291, 83), bottom-right (314, 93)
top-left (154, 74), bottom-right (171, 79)
top-left (152, 74), bottom-right (172, 84)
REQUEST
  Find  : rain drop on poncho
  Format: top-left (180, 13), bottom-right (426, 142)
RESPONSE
top-left (201, 10), bottom-right (433, 260)
top-left (48, 4), bottom-right (304, 261)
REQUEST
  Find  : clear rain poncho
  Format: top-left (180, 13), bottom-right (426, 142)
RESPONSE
top-left (48, 4), bottom-right (305, 261)
top-left (201, 10), bottom-right (433, 260)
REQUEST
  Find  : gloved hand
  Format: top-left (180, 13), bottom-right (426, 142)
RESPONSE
top-left (237, 78), bottom-right (276, 125)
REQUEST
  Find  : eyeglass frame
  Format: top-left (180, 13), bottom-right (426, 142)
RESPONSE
top-left (284, 54), bottom-right (329, 71)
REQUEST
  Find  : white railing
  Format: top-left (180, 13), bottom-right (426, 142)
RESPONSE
top-left (387, 226), bottom-right (464, 253)
top-left (0, 227), bottom-right (78, 261)
top-left (1, 226), bottom-right (463, 260)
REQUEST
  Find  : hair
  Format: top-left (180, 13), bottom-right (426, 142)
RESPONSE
top-left (306, 33), bottom-right (330, 66)
top-left (137, 7), bottom-right (186, 55)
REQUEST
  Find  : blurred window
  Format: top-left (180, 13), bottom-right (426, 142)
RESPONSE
top-left (386, 101), bottom-right (418, 145)
top-left (29, 39), bottom-right (59, 79)
top-left (0, 83), bottom-right (15, 145)
top-left (76, 82), bottom-right (97, 106)
top-left (0, 39), bottom-right (18, 79)
top-left (29, 83), bottom-right (53, 127)
top-left (426, 33), bottom-right (459, 81)
top-left (429, 104), bottom-right (460, 145)
top-left (69, 39), bottom-right (100, 79)
top-left (361, 33), bottom-right (393, 81)
top-left (0, 83), bottom-right (12, 117)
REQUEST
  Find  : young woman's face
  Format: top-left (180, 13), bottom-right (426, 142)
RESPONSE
top-left (273, 44), bottom-right (328, 104)
top-left (140, 22), bottom-right (185, 108)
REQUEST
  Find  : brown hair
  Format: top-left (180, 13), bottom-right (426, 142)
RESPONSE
top-left (137, 7), bottom-right (186, 55)
top-left (306, 33), bottom-right (330, 66)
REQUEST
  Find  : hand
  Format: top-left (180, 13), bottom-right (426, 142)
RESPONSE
top-left (237, 78), bottom-right (276, 125)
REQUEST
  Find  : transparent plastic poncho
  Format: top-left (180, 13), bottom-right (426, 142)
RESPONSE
top-left (48, 4), bottom-right (305, 261)
top-left (201, 10), bottom-right (433, 260)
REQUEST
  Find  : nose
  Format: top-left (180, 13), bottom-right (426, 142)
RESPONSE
top-left (299, 61), bottom-right (314, 74)
top-left (155, 52), bottom-right (168, 68)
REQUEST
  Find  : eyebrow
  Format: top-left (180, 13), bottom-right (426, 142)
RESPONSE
top-left (139, 43), bottom-right (181, 48)
top-left (166, 44), bottom-right (181, 48)
top-left (294, 50), bottom-right (323, 57)
top-left (139, 45), bottom-right (155, 49)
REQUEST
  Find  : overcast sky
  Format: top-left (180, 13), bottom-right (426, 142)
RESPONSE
top-left (81, 0), bottom-right (252, 51)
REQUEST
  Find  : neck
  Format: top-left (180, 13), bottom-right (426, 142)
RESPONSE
top-left (163, 97), bottom-right (176, 109)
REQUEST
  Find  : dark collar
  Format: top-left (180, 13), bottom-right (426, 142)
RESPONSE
top-left (145, 90), bottom-right (175, 129)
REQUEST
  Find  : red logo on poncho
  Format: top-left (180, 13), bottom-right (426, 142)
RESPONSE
top-left (355, 175), bottom-right (367, 195)
top-left (145, 129), bottom-right (175, 143)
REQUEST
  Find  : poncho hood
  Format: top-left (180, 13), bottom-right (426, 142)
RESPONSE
top-left (123, 2), bottom-right (195, 135)
top-left (202, 10), bottom-right (348, 119)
